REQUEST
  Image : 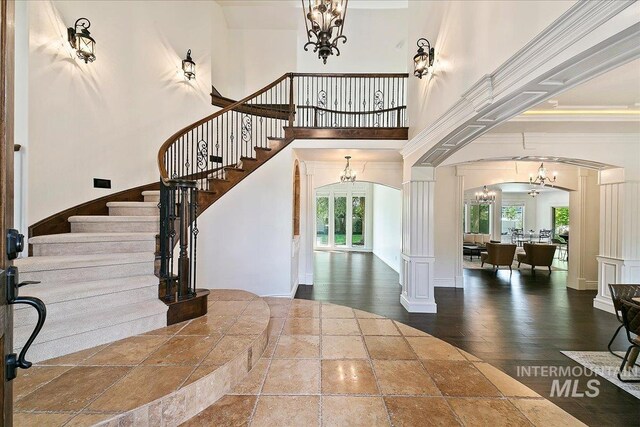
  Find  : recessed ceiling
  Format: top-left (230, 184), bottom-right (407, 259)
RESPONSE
top-left (490, 59), bottom-right (640, 134)
top-left (294, 148), bottom-right (402, 162)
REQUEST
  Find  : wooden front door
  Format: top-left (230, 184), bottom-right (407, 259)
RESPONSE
top-left (0, 0), bottom-right (15, 424)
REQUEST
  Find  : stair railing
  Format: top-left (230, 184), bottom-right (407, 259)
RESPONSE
top-left (156, 72), bottom-right (408, 303)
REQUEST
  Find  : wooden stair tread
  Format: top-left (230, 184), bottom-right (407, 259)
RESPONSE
top-left (224, 167), bottom-right (245, 172)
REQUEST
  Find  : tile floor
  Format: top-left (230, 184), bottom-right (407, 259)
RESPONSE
top-left (13, 289), bottom-right (269, 427)
top-left (183, 298), bottom-right (586, 427)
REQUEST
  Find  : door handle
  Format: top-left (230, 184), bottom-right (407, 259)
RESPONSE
top-left (5, 266), bottom-right (46, 381)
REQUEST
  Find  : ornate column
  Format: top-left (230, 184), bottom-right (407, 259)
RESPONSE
top-left (594, 169), bottom-right (640, 313)
top-left (400, 167), bottom-right (437, 313)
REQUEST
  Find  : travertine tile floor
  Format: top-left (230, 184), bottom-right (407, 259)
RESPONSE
top-left (13, 289), bottom-right (270, 427)
top-left (183, 298), bottom-right (586, 427)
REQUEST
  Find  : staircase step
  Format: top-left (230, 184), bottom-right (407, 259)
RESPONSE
top-left (30, 232), bottom-right (156, 256)
top-left (69, 215), bottom-right (159, 233)
top-left (14, 252), bottom-right (155, 285)
top-left (254, 146), bottom-right (273, 161)
top-left (207, 177), bottom-right (233, 193)
top-left (142, 190), bottom-right (160, 203)
top-left (107, 201), bottom-right (159, 216)
top-left (15, 300), bottom-right (167, 363)
top-left (14, 275), bottom-right (159, 324)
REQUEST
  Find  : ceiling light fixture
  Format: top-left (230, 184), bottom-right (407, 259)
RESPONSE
top-left (529, 163), bottom-right (557, 187)
top-left (528, 189), bottom-right (540, 198)
top-left (475, 186), bottom-right (496, 204)
top-left (413, 38), bottom-right (434, 79)
top-left (182, 49), bottom-right (196, 80)
top-left (67, 18), bottom-right (96, 63)
top-left (340, 156), bottom-right (356, 183)
top-left (302, 0), bottom-right (348, 64)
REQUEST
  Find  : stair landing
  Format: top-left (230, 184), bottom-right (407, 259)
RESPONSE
top-left (13, 290), bottom-right (270, 427)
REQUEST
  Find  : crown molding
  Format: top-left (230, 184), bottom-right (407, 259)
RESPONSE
top-left (401, 1), bottom-right (639, 166)
top-left (475, 132), bottom-right (640, 145)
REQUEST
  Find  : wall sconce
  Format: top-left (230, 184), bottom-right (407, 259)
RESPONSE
top-left (182, 49), bottom-right (196, 80)
top-left (67, 18), bottom-right (96, 63)
top-left (413, 38), bottom-right (434, 79)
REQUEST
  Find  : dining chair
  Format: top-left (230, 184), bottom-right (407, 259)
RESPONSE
top-left (608, 284), bottom-right (640, 359)
top-left (617, 299), bottom-right (640, 383)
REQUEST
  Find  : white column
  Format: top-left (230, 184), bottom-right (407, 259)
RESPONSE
top-left (492, 189), bottom-right (503, 242)
top-left (300, 163), bottom-right (315, 285)
top-left (400, 167), bottom-right (437, 313)
top-left (454, 174), bottom-right (464, 288)
top-left (594, 169), bottom-right (640, 313)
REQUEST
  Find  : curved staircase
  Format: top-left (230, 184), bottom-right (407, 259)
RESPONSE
top-left (14, 190), bottom-right (166, 362)
top-left (16, 72), bottom-right (409, 364)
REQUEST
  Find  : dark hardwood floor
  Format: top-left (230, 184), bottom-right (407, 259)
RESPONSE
top-left (296, 251), bottom-right (640, 426)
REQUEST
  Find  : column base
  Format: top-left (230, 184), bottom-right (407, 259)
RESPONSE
top-left (593, 295), bottom-right (615, 314)
top-left (400, 294), bottom-right (437, 313)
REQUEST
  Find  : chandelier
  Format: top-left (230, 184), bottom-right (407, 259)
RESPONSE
top-left (340, 156), bottom-right (356, 183)
top-left (475, 186), bottom-right (496, 203)
top-left (529, 163), bottom-right (557, 187)
top-left (528, 189), bottom-right (540, 198)
top-left (302, 0), bottom-right (348, 64)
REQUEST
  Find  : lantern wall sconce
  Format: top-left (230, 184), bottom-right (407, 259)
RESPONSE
top-left (413, 38), bottom-right (434, 79)
top-left (67, 18), bottom-right (96, 63)
top-left (182, 49), bottom-right (196, 80)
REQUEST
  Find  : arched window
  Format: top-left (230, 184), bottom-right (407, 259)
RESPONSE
top-left (293, 162), bottom-right (301, 236)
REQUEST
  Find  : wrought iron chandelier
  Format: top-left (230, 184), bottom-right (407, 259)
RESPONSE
top-left (529, 163), bottom-right (557, 187)
top-left (340, 156), bottom-right (356, 183)
top-left (475, 186), bottom-right (496, 204)
top-left (302, 0), bottom-right (348, 64)
top-left (528, 189), bottom-right (540, 198)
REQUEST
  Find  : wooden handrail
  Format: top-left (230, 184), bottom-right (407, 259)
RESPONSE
top-left (297, 105), bottom-right (406, 115)
top-left (157, 72), bottom-right (292, 182)
top-left (292, 72), bottom-right (409, 78)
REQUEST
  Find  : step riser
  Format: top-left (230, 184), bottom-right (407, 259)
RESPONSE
top-left (32, 240), bottom-right (156, 256)
top-left (17, 313), bottom-right (166, 364)
top-left (108, 206), bottom-right (159, 216)
top-left (71, 221), bottom-right (159, 233)
top-left (20, 261), bottom-right (154, 285)
top-left (15, 286), bottom-right (159, 324)
top-left (144, 195), bottom-right (160, 203)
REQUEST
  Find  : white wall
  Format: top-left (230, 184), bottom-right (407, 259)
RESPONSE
top-left (196, 146), bottom-right (295, 297)
top-left (372, 184), bottom-right (401, 273)
top-left (27, 0), bottom-right (226, 224)
top-left (407, 0), bottom-right (574, 140)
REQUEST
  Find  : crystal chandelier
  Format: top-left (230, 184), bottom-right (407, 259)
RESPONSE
top-left (475, 186), bottom-right (496, 203)
top-left (528, 189), bottom-right (540, 198)
top-left (302, 0), bottom-right (348, 64)
top-left (340, 156), bottom-right (356, 183)
top-left (529, 163), bottom-right (557, 187)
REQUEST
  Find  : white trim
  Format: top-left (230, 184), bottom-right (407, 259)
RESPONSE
top-left (400, 294), bottom-right (437, 313)
top-left (433, 278), bottom-right (456, 288)
top-left (402, 2), bottom-right (640, 166)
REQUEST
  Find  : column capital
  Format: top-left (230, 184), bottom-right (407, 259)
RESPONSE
top-left (403, 165), bottom-right (436, 183)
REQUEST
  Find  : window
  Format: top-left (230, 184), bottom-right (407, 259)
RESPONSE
top-left (501, 205), bottom-right (524, 234)
top-left (334, 195), bottom-right (347, 246)
top-left (316, 196), bottom-right (329, 246)
top-left (352, 196), bottom-right (365, 246)
top-left (468, 204), bottom-right (490, 234)
top-left (552, 206), bottom-right (569, 236)
top-left (314, 184), bottom-right (370, 249)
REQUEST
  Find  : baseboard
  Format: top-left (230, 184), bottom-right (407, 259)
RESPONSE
top-left (593, 296), bottom-right (615, 314)
top-left (400, 294), bottom-right (437, 313)
top-left (433, 278), bottom-right (455, 288)
top-left (567, 277), bottom-right (598, 291)
top-left (455, 275), bottom-right (464, 289)
top-left (289, 282), bottom-right (300, 298)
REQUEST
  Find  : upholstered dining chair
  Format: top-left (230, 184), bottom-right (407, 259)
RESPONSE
top-left (617, 299), bottom-right (640, 383)
top-left (608, 284), bottom-right (640, 359)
